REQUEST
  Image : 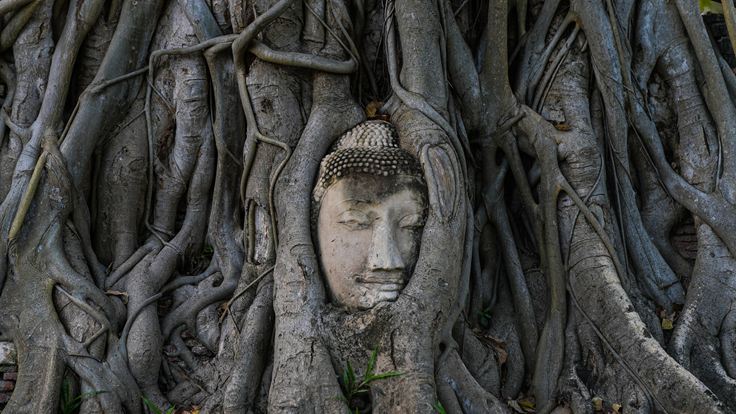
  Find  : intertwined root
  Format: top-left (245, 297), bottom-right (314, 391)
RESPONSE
top-left (3, 0), bottom-right (736, 413)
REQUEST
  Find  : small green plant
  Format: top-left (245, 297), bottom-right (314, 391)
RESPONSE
top-left (478, 307), bottom-right (493, 326)
top-left (700, 0), bottom-right (724, 14)
top-left (434, 400), bottom-right (447, 414)
top-left (202, 244), bottom-right (214, 255)
top-left (58, 378), bottom-right (106, 414)
top-left (339, 348), bottom-right (402, 413)
top-left (142, 396), bottom-right (176, 414)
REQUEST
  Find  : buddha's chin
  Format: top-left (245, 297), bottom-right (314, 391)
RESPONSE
top-left (351, 284), bottom-right (403, 310)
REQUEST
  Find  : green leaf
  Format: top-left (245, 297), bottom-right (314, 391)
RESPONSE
top-left (434, 401), bottom-right (448, 414)
top-left (338, 348), bottom-right (403, 413)
top-left (63, 378), bottom-right (72, 403)
top-left (142, 396), bottom-right (163, 414)
top-left (59, 379), bottom-right (106, 414)
top-left (346, 361), bottom-right (356, 388)
top-left (478, 307), bottom-right (493, 326)
top-left (342, 369), bottom-right (350, 392)
top-left (366, 348), bottom-right (378, 377)
top-left (60, 379), bottom-right (73, 414)
top-left (700, 0), bottom-right (724, 14)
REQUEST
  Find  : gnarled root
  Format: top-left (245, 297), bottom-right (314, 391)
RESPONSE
top-left (436, 348), bottom-right (510, 414)
top-left (669, 223), bottom-right (736, 410)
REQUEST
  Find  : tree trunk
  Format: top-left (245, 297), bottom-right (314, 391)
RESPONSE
top-left (0, 0), bottom-right (735, 413)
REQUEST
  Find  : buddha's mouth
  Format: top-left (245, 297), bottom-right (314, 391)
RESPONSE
top-left (355, 272), bottom-right (406, 288)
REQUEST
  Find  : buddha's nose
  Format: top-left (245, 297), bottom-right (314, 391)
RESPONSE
top-left (367, 224), bottom-right (405, 271)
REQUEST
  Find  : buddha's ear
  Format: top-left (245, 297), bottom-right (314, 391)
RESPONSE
top-left (391, 104), bottom-right (463, 223)
top-left (389, 104), bottom-right (468, 324)
top-left (420, 143), bottom-right (461, 223)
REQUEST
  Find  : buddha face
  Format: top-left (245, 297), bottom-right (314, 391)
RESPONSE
top-left (316, 174), bottom-right (427, 310)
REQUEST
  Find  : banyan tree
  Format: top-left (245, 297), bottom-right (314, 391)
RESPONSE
top-left (0, 0), bottom-right (736, 413)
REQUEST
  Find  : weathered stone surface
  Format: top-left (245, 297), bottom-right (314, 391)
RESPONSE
top-left (314, 121), bottom-right (427, 311)
top-left (0, 342), bottom-right (15, 366)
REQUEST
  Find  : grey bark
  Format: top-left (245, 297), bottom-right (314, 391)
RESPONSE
top-left (1, 0), bottom-right (736, 413)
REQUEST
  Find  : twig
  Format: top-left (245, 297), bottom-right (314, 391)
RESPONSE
top-left (219, 265), bottom-right (274, 323)
top-left (55, 286), bottom-right (112, 349)
top-left (255, 133), bottom-right (291, 247)
top-left (105, 243), bottom-right (156, 288)
top-left (8, 150), bottom-right (48, 241)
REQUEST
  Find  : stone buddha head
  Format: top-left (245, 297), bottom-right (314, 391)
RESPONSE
top-left (313, 121), bottom-right (427, 311)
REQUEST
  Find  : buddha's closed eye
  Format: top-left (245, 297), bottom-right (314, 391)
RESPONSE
top-left (399, 213), bottom-right (424, 229)
top-left (337, 210), bottom-right (373, 230)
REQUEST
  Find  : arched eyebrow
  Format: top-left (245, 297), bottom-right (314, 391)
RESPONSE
top-left (337, 198), bottom-right (372, 207)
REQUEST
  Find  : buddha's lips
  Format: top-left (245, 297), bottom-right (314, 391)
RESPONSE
top-left (354, 272), bottom-right (406, 287)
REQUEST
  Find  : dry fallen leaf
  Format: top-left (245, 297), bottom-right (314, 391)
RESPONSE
top-left (508, 397), bottom-right (536, 413)
top-left (662, 318), bottom-right (674, 330)
top-left (365, 101), bottom-right (383, 118)
top-left (592, 396), bottom-right (603, 411)
top-left (473, 330), bottom-right (509, 365)
top-left (496, 346), bottom-right (509, 365)
top-left (518, 398), bottom-right (535, 411)
top-left (508, 400), bottom-right (525, 413)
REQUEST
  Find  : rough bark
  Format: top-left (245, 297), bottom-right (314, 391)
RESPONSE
top-left (1, 0), bottom-right (736, 413)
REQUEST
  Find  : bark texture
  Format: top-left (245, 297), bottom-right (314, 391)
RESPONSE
top-left (0, 0), bottom-right (735, 413)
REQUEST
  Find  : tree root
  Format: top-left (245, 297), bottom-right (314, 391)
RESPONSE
top-left (436, 348), bottom-right (510, 414)
top-left (669, 223), bottom-right (736, 410)
top-left (222, 276), bottom-right (273, 413)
